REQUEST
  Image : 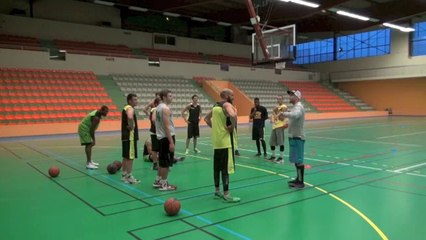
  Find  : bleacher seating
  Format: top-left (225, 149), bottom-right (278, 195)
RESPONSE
top-left (0, 34), bottom-right (42, 51)
top-left (205, 55), bottom-right (251, 66)
top-left (281, 81), bottom-right (358, 112)
top-left (112, 74), bottom-right (215, 119)
top-left (0, 68), bottom-right (120, 125)
top-left (230, 79), bottom-right (314, 113)
top-left (54, 40), bottom-right (133, 58)
top-left (141, 48), bottom-right (205, 63)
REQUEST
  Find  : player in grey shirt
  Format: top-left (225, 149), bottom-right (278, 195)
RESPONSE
top-left (154, 90), bottom-right (177, 191)
top-left (281, 90), bottom-right (306, 188)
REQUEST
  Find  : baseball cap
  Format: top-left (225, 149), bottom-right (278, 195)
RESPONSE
top-left (287, 90), bottom-right (302, 99)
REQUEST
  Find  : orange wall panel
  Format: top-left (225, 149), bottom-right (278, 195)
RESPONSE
top-left (337, 77), bottom-right (426, 115)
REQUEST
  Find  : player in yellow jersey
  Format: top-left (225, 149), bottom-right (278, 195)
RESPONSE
top-left (204, 89), bottom-right (240, 203)
top-left (267, 95), bottom-right (288, 163)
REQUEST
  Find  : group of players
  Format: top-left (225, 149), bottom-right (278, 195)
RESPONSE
top-left (77, 90), bottom-right (202, 191)
top-left (77, 87), bottom-right (306, 201)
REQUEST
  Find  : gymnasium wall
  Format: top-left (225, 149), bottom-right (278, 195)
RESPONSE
top-left (307, 29), bottom-right (426, 81)
top-left (0, 13), bottom-right (249, 57)
top-left (337, 77), bottom-right (426, 115)
top-left (0, 0), bottom-right (121, 28)
top-left (0, 48), bottom-right (314, 81)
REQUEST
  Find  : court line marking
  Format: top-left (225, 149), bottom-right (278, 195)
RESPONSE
top-left (184, 151), bottom-right (389, 240)
top-left (377, 131), bottom-right (426, 139)
top-left (28, 143), bottom-right (250, 240)
top-left (394, 162), bottom-right (426, 173)
top-left (308, 136), bottom-right (421, 147)
top-left (407, 173), bottom-right (426, 178)
top-left (183, 139), bottom-right (426, 178)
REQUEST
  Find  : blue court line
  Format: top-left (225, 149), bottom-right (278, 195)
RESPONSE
top-left (28, 143), bottom-right (251, 240)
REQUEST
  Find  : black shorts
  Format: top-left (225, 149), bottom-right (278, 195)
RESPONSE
top-left (252, 126), bottom-right (264, 140)
top-left (158, 136), bottom-right (175, 168)
top-left (214, 148), bottom-right (230, 173)
top-left (122, 140), bottom-right (138, 160)
top-left (187, 122), bottom-right (200, 139)
top-left (150, 134), bottom-right (160, 152)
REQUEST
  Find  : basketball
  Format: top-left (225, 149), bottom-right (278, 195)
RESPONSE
top-left (48, 166), bottom-right (60, 178)
top-left (164, 198), bottom-right (181, 216)
top-left (113, 160), bottom-right (122, 171)
top-left (107, 163), bottom-right (118, 174)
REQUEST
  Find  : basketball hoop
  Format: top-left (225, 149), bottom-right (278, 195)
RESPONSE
top-left (275, 61), bottom-right (286, 70)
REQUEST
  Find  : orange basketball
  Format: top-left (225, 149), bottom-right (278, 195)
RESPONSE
top-left (48, 166), bottom-right (60, 178)
top-left (164, 198), bottom-right (181, 216)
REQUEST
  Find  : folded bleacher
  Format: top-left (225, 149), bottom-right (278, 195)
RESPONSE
top-left (0, 68), bottom-right (120, 125)
top-left (112, 74), bottom-right (214, 118)
top-left (141, 48), bottom-right (205, 63)
top-left (231, 79), bottom-right (314, 113)
top-left (0, 34), bottom-right (42, 51)
top-left (281, 81), bottom-right (358, 112)
top-left (54, 40), bottom-right (133, 58)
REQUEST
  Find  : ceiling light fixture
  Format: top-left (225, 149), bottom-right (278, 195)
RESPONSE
top-left (383, 23), bottom-right (415, 32)
top-left (163, 12), bottom-right (181, 17)
top-left (336, 10), bottom-right (370, 21)
top-left (240, 26), bottom-right (253, 30)
top-left (94, 0), bottom-right (114, 6)
top-left (128, 6), bottom-right (148, 12)
top-left (217, 21), bottom-right (232, 27)
top-left (280, 0), bottom-right (319, 8)
top-left (191, 17), bottom-right (208, 22)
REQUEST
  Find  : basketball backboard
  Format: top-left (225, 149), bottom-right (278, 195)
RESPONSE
top-left (252, 24), bottom-right (296, 65)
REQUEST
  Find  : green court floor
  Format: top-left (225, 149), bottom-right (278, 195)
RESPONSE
top-left (1, 116), bottom-right (425, 240)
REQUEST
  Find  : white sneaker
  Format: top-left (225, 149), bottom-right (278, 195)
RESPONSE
top-left (125, 175), bottom-right (141, 184)
top-left (194, 148), bottom-right (201, 154)
top-left (90, 161), bottom-right (99, 166)
top-left (184, 149), bottom-right (189, 155)
top-left (86, 162), bottom-right (98, 169)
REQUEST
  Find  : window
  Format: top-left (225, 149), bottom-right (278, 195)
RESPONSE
top-left (337, 29), bottom-right (390, 60)
top-left (154, 35), bottom-right (166, 44)
top-left (412, 21), bottom-right (426, 56)
top-left (154, 34), bottom-right (176, 46)
top-left (294, 38), bottom-right (334, 64)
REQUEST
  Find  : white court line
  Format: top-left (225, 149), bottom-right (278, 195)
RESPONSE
top-left (337, 163), bottom-right (350, 166)
top-left (394, 162), bottom-right (426, 172)
top-left (407, 173), bottom-right (426, 178)
top-left (176, 140), bottom-right (426, 178)
top-left (352, 165), bottom-right (383, 171)
top-left (309, 136), bottom-right (421, 147)
top-left (377, 131), bottom-right (426, 139)
top-left (306, 123), bottom-right (389, 134)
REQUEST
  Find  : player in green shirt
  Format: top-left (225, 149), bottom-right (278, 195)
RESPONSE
top-left (78, 105), bottom-right (109, 169)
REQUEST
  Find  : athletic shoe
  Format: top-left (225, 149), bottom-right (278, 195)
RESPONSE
top-left (90, 161), bottom-right (99, 166)
top-left (159, 183), bottom-right (177, 191)
top-left (214, 191), bottom-right (223, 199)
top-left (289, 181), bottom-right (305, 189)
top-left (153, 180), bottom-right (161, 188)
top-left (287, 179), bottom-right (297, 185)
top-left (223, 194), bottom-right (240, 203)
top-left (125, 175), bottom-right (141, 184)
top-left (274, 157), bottom-right (284, 164)
top-left (267, 156), bottom-right (276, 161)
top-left (184, 149), bottom-right (189, 155)
top-left (86, 162), bottom-right (98, 169)
top-left (264, 153), bottom-right (268, 158)
top-left (254, 153), bottom-right (262, 157)
top-left (234, 150), bottom-right (240, 156)
top-left (194, 148), bottom-right (201, 154)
